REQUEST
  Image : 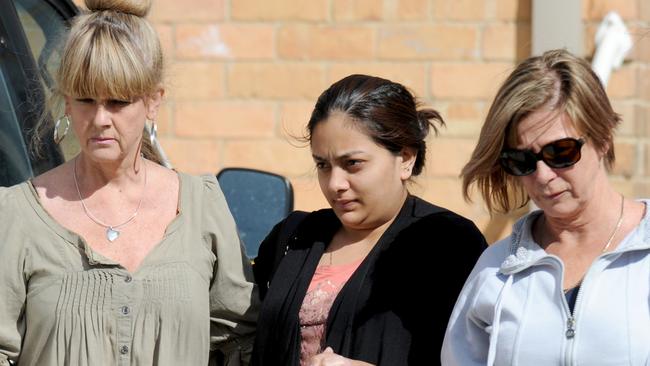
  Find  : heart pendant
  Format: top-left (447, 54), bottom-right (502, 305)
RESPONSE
top-left (106, 228), bottom-right (120, 242)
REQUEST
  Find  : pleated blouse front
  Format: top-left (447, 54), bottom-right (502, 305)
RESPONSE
top-left (0, 173), bottom-right (258, 366)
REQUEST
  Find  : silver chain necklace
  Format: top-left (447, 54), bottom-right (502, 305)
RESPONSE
top-left (73, 157), bottom-right (147, 242)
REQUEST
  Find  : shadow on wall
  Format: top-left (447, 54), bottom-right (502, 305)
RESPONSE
top-left (515, 0), bottom-right (533, 62)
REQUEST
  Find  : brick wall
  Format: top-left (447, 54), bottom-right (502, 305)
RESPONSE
top-left (74, 0), bottom-right (650, 242)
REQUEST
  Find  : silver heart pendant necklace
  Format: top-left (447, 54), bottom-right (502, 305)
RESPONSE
top-left (73, 157), bottom-right (147, 242)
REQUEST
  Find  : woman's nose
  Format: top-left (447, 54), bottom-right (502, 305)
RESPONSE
top-left (328, 167), bottom-right (350, 192)
top-left (92, 105), bottom-right (111, 127)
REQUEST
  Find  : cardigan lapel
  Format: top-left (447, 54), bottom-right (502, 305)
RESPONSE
top-left (325, 195), bottom-right (432, 355)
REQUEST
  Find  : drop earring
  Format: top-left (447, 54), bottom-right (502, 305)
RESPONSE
top-left (53, 115), bottom-right (70, 144)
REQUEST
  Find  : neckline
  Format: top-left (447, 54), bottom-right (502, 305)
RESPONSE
top-left (22, 171), bottom-right (186, 271)
top-left (520, 200), bottom-right (650, 255)
top-left (316, 256), bottom-right (365, 270)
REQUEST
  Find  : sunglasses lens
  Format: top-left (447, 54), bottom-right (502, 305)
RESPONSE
top-left (500, 151), bottom-right (536, 176)
top-left (542, 139), bottom-right (582, 168)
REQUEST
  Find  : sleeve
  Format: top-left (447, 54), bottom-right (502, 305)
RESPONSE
top-left (0, 190), bottom-right (27, 366)
top-left (201, 176), bottom-right (260, 366)
top-left (251, 219), bottom-right (282, 301)
top-left (441, 242), bottom-right (509, 366)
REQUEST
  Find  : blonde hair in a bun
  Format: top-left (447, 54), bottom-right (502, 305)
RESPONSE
top-left (84, 0), bottom-right (151, 17)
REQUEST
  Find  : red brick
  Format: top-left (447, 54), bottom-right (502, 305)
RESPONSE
top-left (174, 101), bottom-right (275, 138)
top-left (153, 24), bottom-right (174, 63)
top-left (626, 25), bottom-right (650, 63)
top-left (495, 0), bottom-right (531, 21)
top-left (425, 137), bottom-right (477, 177)
top-left (644, 143), bottom-right (650, 176)
top-left (149, 0), bottom-right (225, 22)
top-left (638, 66), bottom-right (650, 100)
top-left (158, 137), bottom-right (222, 175)
top-left (444, 101), bottom-right (486, 120)
top-left (610, 101), bottom-right (635, 136)
top-left (223, 140), bottom-right (314, 176)
top-left (167, 62), bottom-right (224, 99)
top-left (606, 63), bottom-right (636, 98)
top-left (278, 25), bottom-right (374, 60)
top-left (378, 25), bottom-right (478, 60)
top-left (328, 63), bottom-right (429, 98)
top-left (231, 0), bottom-right (329, 21)
top-left (175, 24), bottom-right (274, 60)
top-left (483, 23), bottom-right (531, 61)
top-left (611, 141), bottom-right (636, 177)
top-left (396, 0), bottom-right (431, 20)
top-left (642, 0), bottom-right (650, 20)
top-left (154, 103), bottom-right (173, 136)
top-left (279, 102), bottom-right (314, 140)
top-left (291, 177), bottom-right (329, 211)
top-left (432, 0), bottom-right (487, 20)
top-left (431, 62), bottom-right (513, 99)
top-left (583, 0), bottom-right (638, 21)
top-left (410, 177), bottom-right (475, 217)
top-left (332, 0), bottom-right (383, 21)
top-left (228, 63), bottom-right (327, 99)
top-left (333, 0), bottom-right (430, 21)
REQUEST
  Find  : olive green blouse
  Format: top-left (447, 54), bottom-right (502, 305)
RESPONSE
top-left (0, 173), bottom-right (259, 366)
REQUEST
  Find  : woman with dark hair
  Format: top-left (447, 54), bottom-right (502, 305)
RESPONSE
top-left (252, 74), bottom-right (487, 366)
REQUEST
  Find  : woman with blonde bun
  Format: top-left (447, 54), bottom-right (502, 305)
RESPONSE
top-left (0, 1), bottom-right (258, 365)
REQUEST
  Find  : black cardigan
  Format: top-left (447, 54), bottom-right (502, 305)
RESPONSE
top-left (252, 196), bottom-right (487, 366)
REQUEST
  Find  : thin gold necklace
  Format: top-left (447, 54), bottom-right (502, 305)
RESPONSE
top-left (73, 157), bottom-right (147, 242)
top-left (549, 194), bottom-right (624, 292)
top-left (601, 194), bottom-right (625, 253)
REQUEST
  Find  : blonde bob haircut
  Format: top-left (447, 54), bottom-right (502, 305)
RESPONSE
top-left (35, 0), bottom-right (163, 161)
top-left (461, 49), bottom-right (621, 213)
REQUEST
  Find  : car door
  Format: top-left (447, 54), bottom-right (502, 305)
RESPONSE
top-left (0, 0), bottom-right (78, 187)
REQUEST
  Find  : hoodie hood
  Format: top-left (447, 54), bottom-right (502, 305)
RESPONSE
top-left (499, 201), bottom-right (650, 276)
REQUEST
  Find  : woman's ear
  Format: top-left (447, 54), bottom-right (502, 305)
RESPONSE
top-left (146, 87), bottom-right (165, 120)
top-left (64, 95), bottom-right (72, 116)
top-left (400, 147), bottom-right (417, 181)
top-left (597, 139), bottom-right (611, 162)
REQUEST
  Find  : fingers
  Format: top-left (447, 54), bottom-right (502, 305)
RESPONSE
top-left (309, 348), bottom-right (349, 366)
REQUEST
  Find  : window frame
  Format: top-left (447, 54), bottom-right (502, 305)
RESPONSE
top-left (0, 0), bottom-right (78, 185)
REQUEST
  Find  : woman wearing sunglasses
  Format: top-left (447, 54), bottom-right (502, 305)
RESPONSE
top-left (441, 49), bottom-right (650, 365)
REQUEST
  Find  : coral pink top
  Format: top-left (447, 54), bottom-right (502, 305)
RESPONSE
top-left (298, 258), bottom-right (364, 365)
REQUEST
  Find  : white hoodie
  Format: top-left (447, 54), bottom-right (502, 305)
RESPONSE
top-left (442, 204), bottom-right (650, 366)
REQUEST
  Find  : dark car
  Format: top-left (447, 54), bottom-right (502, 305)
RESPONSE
top-left (0, 0), bottom-right (78, 187)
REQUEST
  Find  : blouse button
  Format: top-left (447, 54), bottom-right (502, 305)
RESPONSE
top-left (124, 275), bottom-right (132, 283)
top-left (120, 345), bottom-right (129, 355)
top-left (120, 306), bottom-right (130, 315)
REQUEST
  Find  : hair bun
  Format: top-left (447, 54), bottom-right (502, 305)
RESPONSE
top-left (85, 0), bottom-right (151, 17)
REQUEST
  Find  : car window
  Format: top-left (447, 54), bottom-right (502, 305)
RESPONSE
top-left (0, 66), bottom-right (33, 186)
top-left (15, 0), bottom-right (80, 161)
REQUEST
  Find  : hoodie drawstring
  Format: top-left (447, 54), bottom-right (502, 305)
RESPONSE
top-left (487, 274), bottom-right (513, 366)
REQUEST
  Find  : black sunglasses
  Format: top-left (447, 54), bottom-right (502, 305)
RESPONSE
top-left (500, 137), bottom-right (585, 176)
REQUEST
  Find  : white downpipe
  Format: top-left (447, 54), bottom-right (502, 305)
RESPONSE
top-left (591, 11), bottom-right (632, 87)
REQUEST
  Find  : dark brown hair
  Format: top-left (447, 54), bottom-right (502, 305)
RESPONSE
top-left (307, 74), bottom-right (444, 176)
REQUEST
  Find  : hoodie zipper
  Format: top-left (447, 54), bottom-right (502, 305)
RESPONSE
top-left (560, 251), bottom-right (618, 366)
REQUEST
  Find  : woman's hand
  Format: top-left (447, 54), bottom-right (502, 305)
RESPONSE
top-left (308, 347), bottom-right (374, 366)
